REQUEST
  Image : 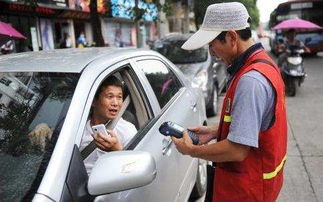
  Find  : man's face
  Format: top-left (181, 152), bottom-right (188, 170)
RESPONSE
top-left (92, 85), bottom-right (123, 121)
top-left (209, 37), bottom-right (235, 66)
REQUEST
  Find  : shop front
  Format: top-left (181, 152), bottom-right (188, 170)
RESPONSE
top-left (101, 0), bottom-right (158, 47)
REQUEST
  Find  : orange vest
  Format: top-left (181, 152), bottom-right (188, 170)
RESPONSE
top-left (213, 49), bottom-right (287, 202)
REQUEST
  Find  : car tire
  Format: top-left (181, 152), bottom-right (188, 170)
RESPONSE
top-left (190, 159), bottom-right (208, 199)
top-left (207, 86), bottom-right (218, 117)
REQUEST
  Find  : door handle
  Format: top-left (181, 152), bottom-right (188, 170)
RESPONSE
top-left (191, 102), bottom-right (197, 112)
top-left (162, 138), bottom-right (173, 155)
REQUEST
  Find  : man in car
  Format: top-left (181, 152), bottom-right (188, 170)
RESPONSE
top-left (80, 76), bottom-right (137, 175)
top-left (171, 2), bottom-right (287, 202)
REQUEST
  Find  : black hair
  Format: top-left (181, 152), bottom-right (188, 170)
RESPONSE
top-left (215, 17), bottom-right (252, 42)
top-left (215, 27), bottom-right (252, 42)
top-left (94, 75), bottom-right (124, 100)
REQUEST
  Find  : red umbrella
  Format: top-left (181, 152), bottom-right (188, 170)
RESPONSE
top-left (0, 21), bottom-right (26, 39)
top-left (272, 18), bottom-right (322, 30)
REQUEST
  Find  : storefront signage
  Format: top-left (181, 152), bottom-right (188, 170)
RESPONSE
top-left (291, 2), bottom-right (313, 10)
top-left (8, 4), bottom-right (55, 15)
top-left (111, 0), bottom-right (157, 21)
top-left (68, 0), bottom-right (106, 13)
top-left (4, 0), bottom-right (67, 8)
top-left (59, 10), bottom-right (90, 19)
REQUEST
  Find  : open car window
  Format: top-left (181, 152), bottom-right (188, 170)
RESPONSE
top-left (79, 65), bottom-right (154, 176)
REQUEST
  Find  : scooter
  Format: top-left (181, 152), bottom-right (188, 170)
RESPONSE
top-left (280, 44), bottom-right (306, 96)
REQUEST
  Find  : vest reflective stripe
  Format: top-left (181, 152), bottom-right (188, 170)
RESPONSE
top-left (263, 156), bottom-right (287, 180)
top-left (223, 115), bottom-right (232, 122)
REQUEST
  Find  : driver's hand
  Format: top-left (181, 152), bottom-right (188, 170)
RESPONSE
top-left (93, 130), bottom-right (122, 151)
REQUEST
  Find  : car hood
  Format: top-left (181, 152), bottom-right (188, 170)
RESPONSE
top-left (176, 62), bottom-right (207, 81)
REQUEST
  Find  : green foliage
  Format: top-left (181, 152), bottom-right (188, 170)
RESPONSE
top-left (194, 0), bottom-right (260, 29)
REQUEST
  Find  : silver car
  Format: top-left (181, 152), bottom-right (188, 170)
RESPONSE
top-left (0, 48), bottom-right (208, 202)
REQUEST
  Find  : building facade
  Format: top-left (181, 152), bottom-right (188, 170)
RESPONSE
top-left (0, 0), bottom-right (158, 52)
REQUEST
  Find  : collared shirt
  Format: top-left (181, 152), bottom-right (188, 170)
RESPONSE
top-left (227, 43), bottom-right (264, 84)
top-left (225, 43), bottom-right (275, 148)
top-left (80, 118), bottom-right (137, 175)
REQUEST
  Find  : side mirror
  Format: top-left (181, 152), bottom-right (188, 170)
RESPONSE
top-left (88, 151), bottom-right (157, 196)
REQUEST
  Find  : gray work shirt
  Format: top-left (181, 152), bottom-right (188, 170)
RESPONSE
top-left (227, 70), bottom-right (275, 148)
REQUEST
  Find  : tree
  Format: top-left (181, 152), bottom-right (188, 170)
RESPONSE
top-left (194, 0), bottom-right (260, 30)
top-left (90, 0), bottom-right (106, 46)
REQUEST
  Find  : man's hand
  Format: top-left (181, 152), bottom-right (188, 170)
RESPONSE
top-left (93, 130), bottom-right (122, 151)
top-left (188, 125), bottom-right (218, 145)
top-left (171, 131), bottom-right (195, 156)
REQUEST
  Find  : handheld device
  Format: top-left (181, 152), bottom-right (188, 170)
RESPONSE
top-left (91, 124), bottom-right (110, 137)
top-left (159, 121), bottom-right (199, 145)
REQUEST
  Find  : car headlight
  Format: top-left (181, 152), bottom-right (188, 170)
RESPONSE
top-left (192, 69), bottom-right (208, 91)
top-left (287, 57), bottom-right (302, 65)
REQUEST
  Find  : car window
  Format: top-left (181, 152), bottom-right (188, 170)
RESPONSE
top-left (79, 66), bottom-right (153, 176)
top-left (154, 40), bottom-right (208, 63)
top-left (137, 59), bottom-right (183, 108)
top-left (0, 72), bottom-right (79, 201)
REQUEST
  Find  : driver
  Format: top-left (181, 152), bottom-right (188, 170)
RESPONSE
top-left (80, 76), bottom-right (137, 175)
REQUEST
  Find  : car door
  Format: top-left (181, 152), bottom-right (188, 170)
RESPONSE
top-left (123, 57), bottom-right (204, 202)
top-left (61, 58), bottom-right (183, 202)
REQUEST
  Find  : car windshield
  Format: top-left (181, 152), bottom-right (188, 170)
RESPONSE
top-left (155, 40), bottom-right (208, 64)
top-left (0, 72), bottom-right (80, 201)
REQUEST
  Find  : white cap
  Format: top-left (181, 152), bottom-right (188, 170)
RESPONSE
top-left (182, 2), bottom-right (250, 50)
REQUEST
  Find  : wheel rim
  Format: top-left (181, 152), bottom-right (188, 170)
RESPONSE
top-left (198, 160), bottom-right (207, 189)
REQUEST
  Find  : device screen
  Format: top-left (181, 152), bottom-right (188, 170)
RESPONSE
top-left (172, 122), bottom-right (185, 133)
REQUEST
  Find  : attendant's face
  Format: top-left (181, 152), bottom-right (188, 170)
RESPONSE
top-left (209, 31), bottom-right (237, 66)
top-left (92, 85), bottom-right (123, 121)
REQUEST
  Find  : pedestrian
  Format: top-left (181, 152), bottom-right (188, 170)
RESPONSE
top-left (77, 32), bottom-right (87, 48)
top-left (0, 40), bottom-right (14, 54)
top-left (171, 2), bottom-right (287, 202)
top-left (60, 33), bottom-right (72, 48)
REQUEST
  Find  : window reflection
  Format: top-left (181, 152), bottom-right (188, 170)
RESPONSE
top-left (0, 72), bottom-right (79, 201)
top-left (139, 60), bottom-right (182, 108)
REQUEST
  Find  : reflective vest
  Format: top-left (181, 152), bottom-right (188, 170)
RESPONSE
top-left (213, 49), bottom-right (287, 202)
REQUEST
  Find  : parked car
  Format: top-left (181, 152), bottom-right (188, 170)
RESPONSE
top-left (0, 48), bottom-right (208, 202)
top-left (153, 33), bottom-right (227, 116)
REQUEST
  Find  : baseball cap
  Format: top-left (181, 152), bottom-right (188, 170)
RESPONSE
top-left (182, 2), bottom-right (250, 50)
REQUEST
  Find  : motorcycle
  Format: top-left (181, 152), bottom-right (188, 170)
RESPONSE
top-left (280, 44), bottom-right (306, 96)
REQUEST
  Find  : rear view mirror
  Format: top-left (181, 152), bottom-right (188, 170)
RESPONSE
top-left (88, 151), bottom-right (157, 196)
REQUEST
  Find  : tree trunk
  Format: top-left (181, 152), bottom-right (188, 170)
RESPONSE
top-left (90, 0), bottom-right (105, 47)
top-left (135, 0), bottom-right (140, 48)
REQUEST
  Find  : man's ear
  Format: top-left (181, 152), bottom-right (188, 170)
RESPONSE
top-left (226, 30), bottom-right (238, 47)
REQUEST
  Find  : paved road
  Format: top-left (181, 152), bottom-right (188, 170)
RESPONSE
top-left (203, 50), bottom-right (323, 202)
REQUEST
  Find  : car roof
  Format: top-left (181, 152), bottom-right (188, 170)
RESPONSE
top-left (0, 47), bottom-right (156, 73)
top-left (160, 33), bottom-right (193, 42)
